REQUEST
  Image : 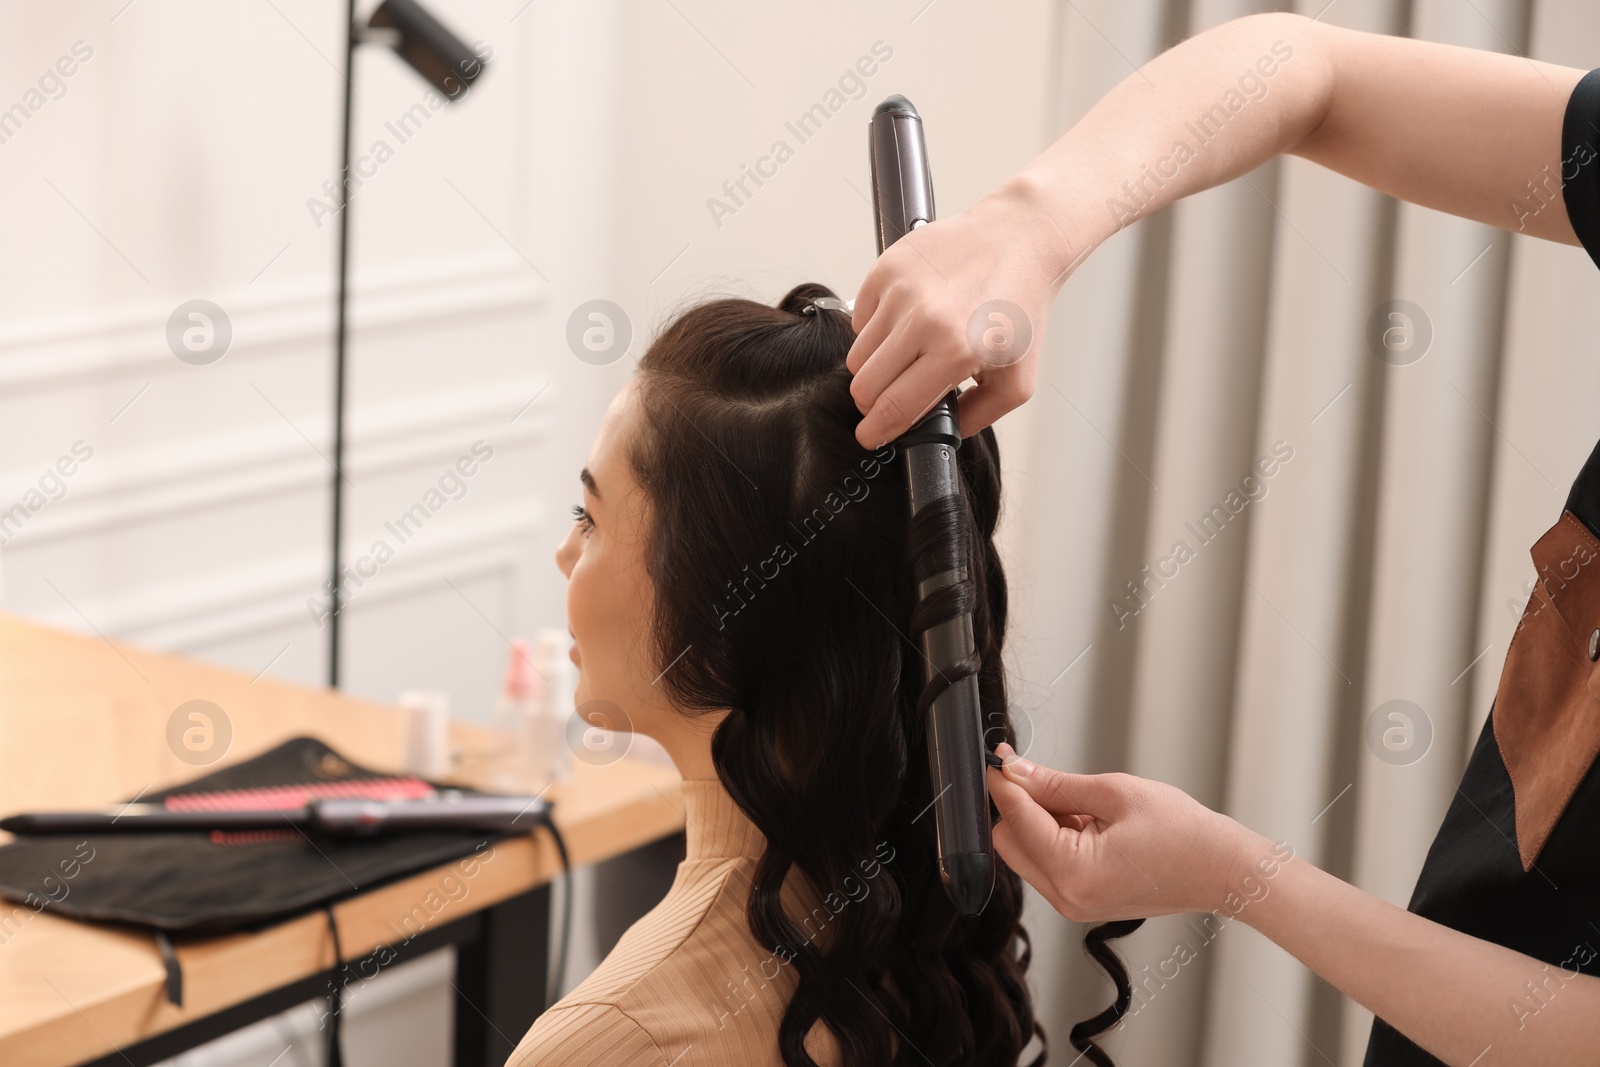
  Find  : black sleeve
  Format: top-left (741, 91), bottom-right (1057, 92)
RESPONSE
top-left (1562, 67), bottom-right (1600, 271)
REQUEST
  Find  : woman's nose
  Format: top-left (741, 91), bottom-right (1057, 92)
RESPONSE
top-left (555, 525), bottom-right (578, 578)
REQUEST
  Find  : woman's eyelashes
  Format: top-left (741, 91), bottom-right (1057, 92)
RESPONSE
top-left (571, 503), bottom-right (596, 535)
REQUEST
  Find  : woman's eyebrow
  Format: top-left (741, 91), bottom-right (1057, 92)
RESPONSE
top-left (580, 467), bottom-right (601, 499)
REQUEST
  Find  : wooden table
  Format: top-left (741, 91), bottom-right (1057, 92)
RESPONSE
top-left (0, 614), bottom-right (686, 1067)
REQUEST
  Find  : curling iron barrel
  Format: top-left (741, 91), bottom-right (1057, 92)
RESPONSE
top-left (868, 95), bottom-right (994, 916)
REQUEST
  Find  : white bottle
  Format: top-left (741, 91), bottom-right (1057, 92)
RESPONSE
top-left (533, 629), bottom-right (576, 785)
top-left (399, 689), bottom-right (452, 780)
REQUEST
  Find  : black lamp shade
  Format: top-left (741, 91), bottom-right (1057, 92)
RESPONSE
top-left (368, 0), bottom-right (486, 100)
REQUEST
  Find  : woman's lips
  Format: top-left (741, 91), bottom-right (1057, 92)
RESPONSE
top-left (569, 642), bottom-right (580, 665)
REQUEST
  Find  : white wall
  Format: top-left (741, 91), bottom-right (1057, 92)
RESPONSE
top-left (0, 0), bottom-right (620, 721)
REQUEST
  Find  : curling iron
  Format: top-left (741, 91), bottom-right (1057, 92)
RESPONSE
top-left (868, 95), bottom-right (994, 916)
top-left (0, 792), bottom-right (552, 837)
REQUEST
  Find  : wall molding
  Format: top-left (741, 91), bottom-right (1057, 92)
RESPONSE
top-left (35, 499), bottom-right (549, 652)
top-left (2, 384), bottom-right (552, 547)
top-left (1, 253), bottom-right (562, 655)
top-left (0, 253), bottom-right (546, 394)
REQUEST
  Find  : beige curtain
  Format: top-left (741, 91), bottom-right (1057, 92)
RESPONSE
top-left (998, 1), bottom-right (1600, 1064)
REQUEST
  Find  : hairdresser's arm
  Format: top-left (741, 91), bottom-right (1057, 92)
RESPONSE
top-left (982, 745), bottom-right (1600, 1067)
top-left (848, 11), bottom-right (1587, 447)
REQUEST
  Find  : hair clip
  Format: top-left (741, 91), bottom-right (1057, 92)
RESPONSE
top-left (801, 296), bottom-right (855, 315)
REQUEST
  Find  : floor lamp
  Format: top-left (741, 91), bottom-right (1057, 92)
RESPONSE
top-left (329, 0), bottom-right (486, 687)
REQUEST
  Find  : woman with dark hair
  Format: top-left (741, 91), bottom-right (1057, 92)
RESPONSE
top-left (506, 282), bottom-right (1045, 1066)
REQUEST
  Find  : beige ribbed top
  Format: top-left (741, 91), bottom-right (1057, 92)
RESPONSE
top-left (506, 777), bottom-right (841, 1066)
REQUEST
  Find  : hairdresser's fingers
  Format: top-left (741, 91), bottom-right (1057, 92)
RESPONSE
top-left (848, 267), bottom-right (888, 354)
top-left (995, 743), bottom-right (1123, 822)
top-left (990, 812), bottom-right (1061, 905)
top-left (955, 363), bottom-right (1037, 438)
top-left (845, 302), bottom-right (909, 400)
top-left (993, 802), bottom-right (1090, 851)
top-left (986, 763), bottom-right (1081, 868)
top-left (853, 344), bottom-right (969, 450)
top-left (988, 757), bottom-right (1091, 832)
top-left (848, 216), bottom-right (947, 362)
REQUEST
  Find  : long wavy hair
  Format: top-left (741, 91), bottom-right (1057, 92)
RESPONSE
top-left (626, 282), bottom-right (1045, 1065)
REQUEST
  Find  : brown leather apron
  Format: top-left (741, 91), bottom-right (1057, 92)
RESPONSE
top-left (1365, 455), bottom-right (1600, 1066)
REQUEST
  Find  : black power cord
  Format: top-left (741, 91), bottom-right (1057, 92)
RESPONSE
top-left (533, 812), bottom-right (573, 1010)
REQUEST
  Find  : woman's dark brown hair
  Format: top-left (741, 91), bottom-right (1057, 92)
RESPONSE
top-left (625, 281), bottom-right (1046, 1065)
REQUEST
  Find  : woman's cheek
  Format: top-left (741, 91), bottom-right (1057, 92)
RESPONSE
top-left (564, 560), bottom-right (591, 649)
top-left (567, 551), bottom-right (615, 695)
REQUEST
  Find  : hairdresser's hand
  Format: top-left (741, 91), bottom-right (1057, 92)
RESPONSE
top-left (846, 177), bottom-right (1078, 449)
top-left (985, 742), bottom-right (1270, 922)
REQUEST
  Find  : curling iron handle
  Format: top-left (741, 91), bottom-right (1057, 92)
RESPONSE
top-left (869, 95), bottom-right (935, 254)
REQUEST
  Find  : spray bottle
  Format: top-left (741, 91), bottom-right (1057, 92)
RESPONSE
top-left (533, 629), bottom-right (575, 786)
top-left (491, 639), bottom-right (541, 791)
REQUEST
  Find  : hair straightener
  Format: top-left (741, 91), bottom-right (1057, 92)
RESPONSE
top-left (868, 95), bottom-right (994, 917)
